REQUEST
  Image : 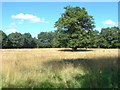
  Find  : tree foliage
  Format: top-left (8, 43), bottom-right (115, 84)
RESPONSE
top-left (0, 30), bottom-right (12, 48)
top-left (54, 6), bottom-right (95, 50)
top-left (22, 33), bottom-right (36, 48)
top-left (37, 32), bottom-right (55, 48)
top-left (99, 27), bottom-right (119, 48)
top-left (8, 32), bottom-right (24, 48)
top-left (0, 26), bottom-right (119, 49)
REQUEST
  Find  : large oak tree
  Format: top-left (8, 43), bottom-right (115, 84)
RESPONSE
top-left (54, 6), bottom-right (95, 50)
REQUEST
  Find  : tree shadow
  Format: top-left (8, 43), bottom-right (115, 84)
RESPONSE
top-left (42, 57), bottom-right (118, 88)
top-left (58, 49), bottom-right (93, 52)
top-left (42, 57), bottom-right (118, 73)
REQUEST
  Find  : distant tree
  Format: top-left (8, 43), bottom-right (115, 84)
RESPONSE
top-left (8, 32), bottom-right (24, 48)
top-left (99, 27), bottom-right (119, 48)
top-left (37, 32), bottom-right (54, 48)
top-left (1, 26), bottom-right (119, 49)
top-left (0, 30), bottom-right (12, 48)
top-left (88, 30), bottom-right (100, 48)
top-left (110, 27), bottom-right (120, 48)
top-left (54, 6), bottom-right (95, 50)
top-left (22, 33), bottom-right (36, 48)
top-left (33, 37), bottom-right (38, 48)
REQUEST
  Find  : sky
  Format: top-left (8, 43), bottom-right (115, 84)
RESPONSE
top-left (1, 2), bottom-right (118, 38)
top-left (1, 0), bottom-right (119, 2)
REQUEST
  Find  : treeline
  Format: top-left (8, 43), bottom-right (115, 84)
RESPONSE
top-left (1, 6), bottom-right (119, 49)
top-left (0, 26), bottom-right (120, 49)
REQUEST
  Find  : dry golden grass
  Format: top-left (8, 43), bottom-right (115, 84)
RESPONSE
top-left (1, 48), bottom-right (119, 88)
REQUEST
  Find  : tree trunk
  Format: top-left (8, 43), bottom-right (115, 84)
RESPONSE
top-left (72, 47), bottom-right (77, 51)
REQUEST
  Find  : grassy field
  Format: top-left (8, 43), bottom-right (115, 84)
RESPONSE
top-left (1, 48), bottom-right (119, 88)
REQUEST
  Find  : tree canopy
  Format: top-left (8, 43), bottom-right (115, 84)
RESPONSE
top-left (37, 32), bottom-right (55, 48)
top-left (54, 6), bottom-right (95, 50)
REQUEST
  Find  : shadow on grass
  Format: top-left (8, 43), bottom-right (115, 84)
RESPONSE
top-left (41, 57), bottom-right (118, 88)
top-left (42, 57), bottom-right (118, 73)
top-left (58, 48), bottom-right (93, 52)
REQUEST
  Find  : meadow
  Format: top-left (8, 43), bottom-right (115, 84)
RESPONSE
top-left (1, 48), bottom-right (119, 88)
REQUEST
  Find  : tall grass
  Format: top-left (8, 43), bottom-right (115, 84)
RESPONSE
top-left (1, 48), bottom-right (119, 88)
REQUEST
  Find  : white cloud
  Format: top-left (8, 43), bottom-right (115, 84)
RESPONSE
top-left (4, 28), bottom-right (18, 33)
top-left (11, 13), bottom-right (48, 23)
top-left (103, 19), bottom-right (116, 25)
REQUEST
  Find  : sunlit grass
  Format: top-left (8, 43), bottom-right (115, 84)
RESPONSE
top-left (1, 48), bottom-right (118, 88)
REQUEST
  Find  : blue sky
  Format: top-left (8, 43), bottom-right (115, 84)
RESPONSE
top-left (1, 0), bottom-right (119, 2)
top-left (2, 2), bottom-right (118, 38)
